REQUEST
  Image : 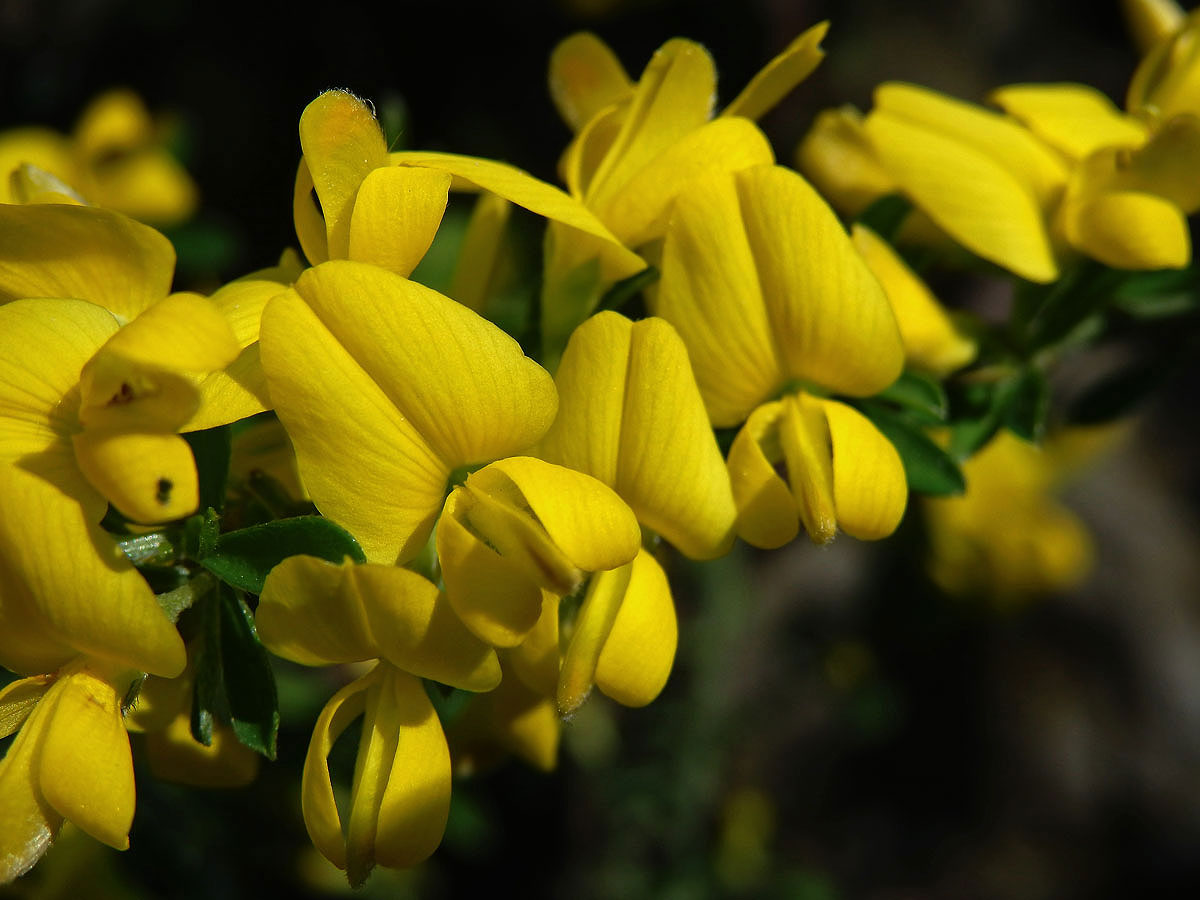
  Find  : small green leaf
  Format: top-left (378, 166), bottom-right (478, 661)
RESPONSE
top-left (155, 572), bottom-right (214, 624)
top-left (200, 516), bottom-right (366, 594)
top-left (859, 404), bottom-right (965, 496)
top-left (596, 265), bottom-right (659, 314)
top-left (189, 585), bottom-right (279, 758)
top-left (217, 588), bottom-right (279, 758)
top-left (183, 425), bottom-right (232, 514)
top-left (873, 371), bottom-right (948, 425)
top-left (854, 193), bottom-right (912, 242)
top-left (1002, 368), bottom-right (1049, 442)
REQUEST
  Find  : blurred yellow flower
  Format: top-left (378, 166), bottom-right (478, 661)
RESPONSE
top-left (0, 89), bottom-right (197, 224)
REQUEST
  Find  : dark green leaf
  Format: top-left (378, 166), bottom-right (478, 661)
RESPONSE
top-left (182, 507), bottom-right (221, 560)
top-left (1001, 368), bottom-right (1049, 442)
top-left (189, 585), bottom-right (279, 758)
top-left (859, 404), bottom-right (965, 496)
top-left (200, 516), bottom-right (366, 594)
top-left (1110, 265), bottom-right (1200, 319)
top-left (596, 265), bottom-right (659, 314)
top-left (217, 588), bottom-right (279, 758)
top-left (183, 425), bottom-right (232, 513)
top-left (873, 371), bottom-right (948, 425)
top-left (854, 194), bottom-right (912, 242)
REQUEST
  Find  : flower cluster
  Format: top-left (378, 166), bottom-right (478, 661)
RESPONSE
top-left (1, 0), bottom-right (1196, 888)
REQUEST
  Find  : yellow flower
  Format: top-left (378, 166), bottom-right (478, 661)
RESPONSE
top-left (0, 89), bottom-right (197, 225)
top-left (651, 164), bottom-right (907, 546)
top-left (291, 89), bottom-right (643, 291)
top-left (542, 25), bottom-right (827, 356)
top-left (256, 556), bottom-right (501, 884)
top-left (258, 259), bottom-right (558, 566)
top-left (922, 429), bottom-right (1107, 602)
top-left (801, 68), bottom-right (1197, 278)
top-left (0, 661), bottom-right (141, 882)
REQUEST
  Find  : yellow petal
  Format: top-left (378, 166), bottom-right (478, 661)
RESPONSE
top-left (584, 38), bottom-right (716, 211)
top-left (778, 393), bottom-right (837, 544)
top-left (653, 170), bottom-right (784, 425)
top-left (0, 465), bottom-right (185, 678)
top-left (0, 205), bottom-right (175, 319)
top-left (0, 676), bottom-right (51, 740)
top-left (72, 431), bottom-right (198, 523)
top-left (88, 150), bottom-right (198, 226)
top-left (302, 667), bottom-right (375, 872)
top-left (594, 116), bottom-right (775, 247)
top-left (261, 261), bottom-right (558, 564)
top-left (0, 128), bottom-right (76, 205)
top-left (293, 158), bottom-right (328, 266)
top-left (73, 89), bottom-right (153, 158)
top-left (346, 667), bottom-right (449, 882)
top-left (1063, 189), bottom-right (1190, 269)
top-left (473, 457), bottom-right (641, 576)
top-left (449, 192), bottom-right (513, 313)
top-left (560, 100), bottom-right (627, 198)
top-left (507, 592), bottom-right (561, 698)
top-left (795, 105), bottom-right (897, 217)
top-left (821, 397), bottom-right (907, 540)
top-left (9, 162), bottom-right (86, 206)
top-left (874, 82), bottom-right (1067, 207)
top-left (540, 312), bottom-right (736, 559)
top-left (549, 32), bottom-right (634, 132)
top-left (1113, 114), bottom-right (1200, 213)
top-left (436, 490), bottom-right (546, 647)
top-left (1127, 7), bottom-right (1200, 118)
top-left (258, 556), bottom-right (500, 691)
top-left (735, 165), bottom-right (904, 398)
top-left (183, 344), bottom-right (272, 432)
top-left (0, 298), bottom-right (114, 485)
top-left (863, 109), bottom-right (1060, 283)
top-left (558, 560), bottom-right (632, 717)
top-left (0, 679), bottom-right (61, 883)
top-left (390, 151), bottom-right (643, 278)
top-left (90, 292), bottom-right (239, 374)
top-left (299, 91), bottom-right (389, 260)
top-left (145, 714), bottom-right (260, 788)
top-left (721, 22), bottom-right (828, 120)
top-left (348, 166), bottom-right (452, 277)
top-left (727, 401), bottom-right (800, 549)
top-left (37, 667), bottom-right (134, 851)
top-left (209, 275), bottom-right (295, 349)
top-left (461, 669), bottom-right (560, 772)
top-left (1123, 0), bottom-right (1186, 55)
top-left (990, 83), bottom-right (1148, 160)
top-left (851, 224), bottom-right (976, 376)
top-left (595, 549), bottom-right (677, 707)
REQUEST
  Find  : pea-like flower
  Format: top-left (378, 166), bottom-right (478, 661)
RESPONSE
top-left (652, 164), bottom-right (907, 547)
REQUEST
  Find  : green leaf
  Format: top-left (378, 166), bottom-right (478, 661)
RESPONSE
top-left (1110, 265), bottom-right (1200, 320)
top-left (596, 265), bottom-right (659, 314)
top-left (190, 585), bottom-right (279, 759)
top-left (873, 371), bottom-right (948, 425)
top-left (200, 516), bottom-right (366, 595)
top-left (217, 588), bottom-right (279, 758)
top-left (1002, 368), bottom-right (1049, 442)
top-left (859, 403), bottom-right (965, 496)
top-left (1014, 260), bottom-right (1118, 352)
top-left (182, 507), bottom-right (220, 560)
top-left (854, 193), bottom-right (912, 242)
top-left (182, 425), bottom-right (232, 514)
top-left (946, 368), bottom-right (1047, 460)
top-left (155, 572), bottom-right (214, 624)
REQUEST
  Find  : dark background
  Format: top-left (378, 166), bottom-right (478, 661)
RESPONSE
top-left (4, 2), bottom-right (1200, 899)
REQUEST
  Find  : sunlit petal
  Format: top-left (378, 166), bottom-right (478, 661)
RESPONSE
top-left (539, 311), bottom-right (736, 559)
top-left (549, 32), bottom-right (633, 132)
top-left (796, 105), bottom-right (897, 217)
top-left (595, 549), bottom-right (677, 707)
top-left (990, 83), bottom-right (1148, 159)
top-left (0, 205), bottom-right (175, 319)
top-left (721, 22), bottom-right (828, 120)
top-left (1064, 188), bottom-right (1190, 269)
top-left (299, 91), bottom-right (389, 260)
top-left (348, 166), bottom-right (452, 277)
top-left (821, 397), bottom-right (907, 540)
top-left (37, 668), bottom-right (134, 851)
top-left (727, 401), bottom-right (800, 549)
top-left (72, 430), bottom-right (198, 523)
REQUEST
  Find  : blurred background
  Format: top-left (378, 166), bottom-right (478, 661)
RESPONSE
top-left (3, 0), bottom-right (1200, 897)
